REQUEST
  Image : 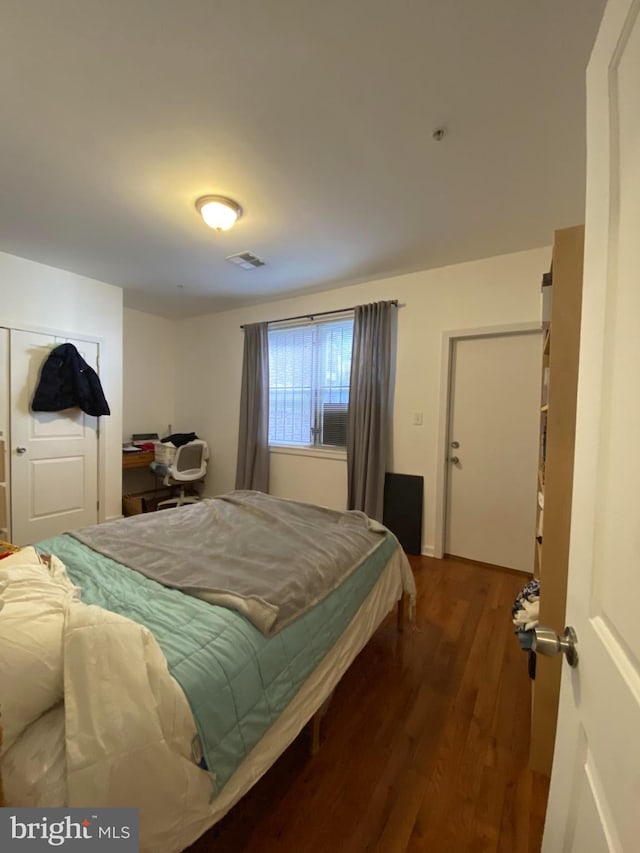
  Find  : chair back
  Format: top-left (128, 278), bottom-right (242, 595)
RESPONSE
top-left (169, 440), bottom-right (208, 482)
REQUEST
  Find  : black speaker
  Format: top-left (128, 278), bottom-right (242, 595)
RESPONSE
top-left (382, 473), bottom-right (423, 555)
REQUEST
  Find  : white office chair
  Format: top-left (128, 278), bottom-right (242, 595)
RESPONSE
top-left (153, 440), bottom-right (208, 509)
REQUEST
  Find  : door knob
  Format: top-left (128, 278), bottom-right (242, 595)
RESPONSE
top-left (16, 446), bottom-right (27, 455)
top-left (449, 456), bottom-right (460, 464)
top-left (450, 441), bottom-right (460, 449)
top-left (532, 625), bottom-right (578, 667)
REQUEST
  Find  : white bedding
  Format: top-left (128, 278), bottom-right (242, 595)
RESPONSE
top-left (0, 545), bottom-right (414, 851)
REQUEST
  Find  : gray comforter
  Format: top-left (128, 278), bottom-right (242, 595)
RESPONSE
top-left (70, 490), bottom-right (388, 635)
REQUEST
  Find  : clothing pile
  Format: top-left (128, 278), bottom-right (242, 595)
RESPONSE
top-left (512, 577), bottom-right (540, 635)
top-left (161, 432), bottom-right (199, 448)
top-left (512, 578), bottom-right (540, 678)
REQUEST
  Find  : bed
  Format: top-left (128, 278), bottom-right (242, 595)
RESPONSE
top-left (0, 490), bottom-right (415, 852)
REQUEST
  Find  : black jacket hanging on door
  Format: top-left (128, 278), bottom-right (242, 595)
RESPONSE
top-left (31, 343), bottom-right (111, 417)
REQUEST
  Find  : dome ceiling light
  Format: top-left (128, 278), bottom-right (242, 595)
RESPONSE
top-left (195, 195), bottom-right (243, 231)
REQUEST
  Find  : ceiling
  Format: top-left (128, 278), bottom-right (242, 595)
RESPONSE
top-left (0, 0), bottom-right (605, 318)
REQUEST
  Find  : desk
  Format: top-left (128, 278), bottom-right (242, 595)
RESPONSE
top-left (122, 450), bottom-right (155, 470)
top-left (122, 450), bottom-right (165, 515)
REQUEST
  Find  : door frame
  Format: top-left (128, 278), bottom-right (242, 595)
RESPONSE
top-left (2, 320), bottom-right (107, 537)
top-left (433, 321), bottom-right (541, 559)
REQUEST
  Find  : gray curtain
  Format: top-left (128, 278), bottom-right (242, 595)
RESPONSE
top-left (347, 301), bottom-right (392, 521)
top-left (235, 322), bottom-right (270, 492)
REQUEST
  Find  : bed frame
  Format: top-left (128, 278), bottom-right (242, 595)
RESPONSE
top-left (309, 591), bottom-right (406, 755)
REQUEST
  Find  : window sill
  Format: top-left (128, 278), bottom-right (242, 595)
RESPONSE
top-left (269, 445), bottom-right (347, 462)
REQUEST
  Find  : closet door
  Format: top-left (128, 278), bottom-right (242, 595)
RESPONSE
top-left (0, 328), bottom-right (9, 541)
top-left (10, 329), bottom-right (99, 545)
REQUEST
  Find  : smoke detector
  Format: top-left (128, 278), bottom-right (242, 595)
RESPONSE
top-left (225, 251), bottom-right (266, 270)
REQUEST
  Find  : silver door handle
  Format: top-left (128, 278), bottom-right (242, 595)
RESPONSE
top-left (16, 446), bottom-right (27, 455)
top-left (450, 441), bottom-right (460, 449)
top-left (532, 625), bottom-right (578, 667)
top-left (449, 456), bottom-right (460, 464)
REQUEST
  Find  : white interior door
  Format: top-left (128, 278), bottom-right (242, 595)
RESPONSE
top-left (445, 332), bottom-right (541, 571)
top-left (542, 1), bottom-right (640, 850)
top-left (0, 328), bottom-right (9, 540)
top-left (10, 329), bottom-right (99, 545)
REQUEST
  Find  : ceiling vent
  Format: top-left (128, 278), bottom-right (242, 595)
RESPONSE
top-left (225, 251), bottom-right (266, 270)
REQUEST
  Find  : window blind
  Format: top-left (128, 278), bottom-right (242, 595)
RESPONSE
top-left (268, 316), bottom-right (353, 447)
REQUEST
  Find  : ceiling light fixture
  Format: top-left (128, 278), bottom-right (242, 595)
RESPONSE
top-left (195, 195), bottom-right (243, 231)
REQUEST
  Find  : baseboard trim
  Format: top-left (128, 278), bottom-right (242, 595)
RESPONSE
top-left (443, 552), bottom-right (533, 576)
top-left (421, 545), bottom-right (437, 558)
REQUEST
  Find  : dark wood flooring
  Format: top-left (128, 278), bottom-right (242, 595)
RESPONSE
top-left (188, 555), bottom-right (550, 852)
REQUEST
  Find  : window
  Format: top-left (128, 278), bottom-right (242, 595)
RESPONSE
top-left (268, 316), bottom-right (354, 448)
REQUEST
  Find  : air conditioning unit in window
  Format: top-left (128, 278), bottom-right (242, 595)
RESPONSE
top-left (321, 404), bottom-right (348, 447)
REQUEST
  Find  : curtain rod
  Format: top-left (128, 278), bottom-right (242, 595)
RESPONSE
top-left (240, 299), bottom-right (399, 329)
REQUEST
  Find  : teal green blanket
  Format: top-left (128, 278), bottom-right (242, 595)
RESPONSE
top-left (36, 532), bottom-right (397, 792)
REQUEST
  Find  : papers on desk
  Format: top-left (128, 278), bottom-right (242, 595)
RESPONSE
top-left (132, 432), bottom-right (160, 446)
top-left (122, 445), bottom-right (143, 453)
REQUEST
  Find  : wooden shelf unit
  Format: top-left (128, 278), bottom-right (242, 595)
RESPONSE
top-left (530, 225), bottom-right (585, 776)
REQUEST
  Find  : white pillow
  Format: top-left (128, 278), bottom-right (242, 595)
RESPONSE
top-left (0, 548), bottom-right (76, 754)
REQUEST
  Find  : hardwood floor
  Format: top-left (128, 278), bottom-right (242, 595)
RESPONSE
top-left (188, 555), bottom-right (550, 852)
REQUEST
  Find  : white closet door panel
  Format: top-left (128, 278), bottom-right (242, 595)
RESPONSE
top-left (10, 329), bottom-right (99, 545)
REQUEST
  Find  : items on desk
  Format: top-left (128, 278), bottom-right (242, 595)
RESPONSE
top-left (132, 432), bottom-right (160, 446)
top-left (124, 431), bottom-right (162, 458)
top-left (161, 432), bottom-right (199, 448)
top-left (154, 433), bottom-right (200, 464)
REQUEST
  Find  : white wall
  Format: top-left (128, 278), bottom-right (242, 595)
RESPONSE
top-left (175, 245), bottom-right (550, 554)
top-left (122, 308), bottom-right (177, 495)
top-left (123, 308), bottom-right (176, 441)
top-left (0, 251), bottom-right (123, 521)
